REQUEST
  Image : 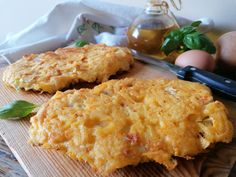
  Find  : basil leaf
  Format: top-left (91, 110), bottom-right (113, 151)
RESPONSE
top-left (161, 21), bottom-right (216, 56)
top-left (162, 30), bottom-right (183, 55)
top-left (183, 32), bottom-right (216, 54)
top-left (183, 32), bottom-right (202, 49)
top-left (200, 35), bottom-right (216, 54)
top-left (167, 29), bottom-right (182, 38)
top-left (180, 26), bottom-right (196, 35)
top-left (0, 100), bottom-right (37, 120)
top-left (191, 21), bottom-right (202, 27)
top-left (161, 37), bottom-right (180, 55)
top-left (75, 40), bottom-right (89, 47)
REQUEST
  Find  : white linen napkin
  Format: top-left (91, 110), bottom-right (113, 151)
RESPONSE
top-left (0, 0), bottom-right (214, 63)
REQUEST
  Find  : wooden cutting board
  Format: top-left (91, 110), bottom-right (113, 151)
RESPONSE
top-left (0, 61), bottom-right (236, 177)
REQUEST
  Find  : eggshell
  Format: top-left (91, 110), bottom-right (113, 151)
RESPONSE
top-left (216, 31), bottom-right (236, 68)
top-left (175, 50), bottom-right (215, 71)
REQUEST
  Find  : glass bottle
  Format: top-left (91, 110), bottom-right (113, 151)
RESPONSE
top-left (127, 0), bottom-right (181, 60)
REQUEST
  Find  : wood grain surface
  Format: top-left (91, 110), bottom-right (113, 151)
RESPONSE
top-left (0, 60), bottom-right (28, 177)
top-left (0, 62), bottom-right (236, 177)
top-left (0, 136), bottom-right (27, 177)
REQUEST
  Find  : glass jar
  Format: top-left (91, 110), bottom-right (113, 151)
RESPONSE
top-left (127, 0), bottom-right (181, 59)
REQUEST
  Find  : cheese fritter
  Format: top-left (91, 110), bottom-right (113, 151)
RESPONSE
top-left (29, 78), bottom-right (233, 175)
top-left (2, 44), bottom-right (133, 93)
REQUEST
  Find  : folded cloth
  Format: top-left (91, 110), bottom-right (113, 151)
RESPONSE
top-left (0, 0), bottom-right (214, 63)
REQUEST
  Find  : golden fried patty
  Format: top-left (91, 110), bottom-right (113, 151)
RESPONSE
top-left (29, 78), bottom-right (233, 175)
top-left (2, 44), bottom-right (133, 93)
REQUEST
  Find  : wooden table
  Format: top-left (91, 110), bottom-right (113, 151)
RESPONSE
top-left (0, 136), bottom-right (27, 176)
top-left (0, 60), bottom-right (26, 176)
top-left (0, 57), bottom-right (24, 176)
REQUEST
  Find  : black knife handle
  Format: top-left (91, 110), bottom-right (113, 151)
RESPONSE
top-left (177, 66), bottom-right (236, 101)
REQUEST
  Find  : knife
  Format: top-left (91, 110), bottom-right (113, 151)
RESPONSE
top-left (131, 49), bottom-right (236, 101)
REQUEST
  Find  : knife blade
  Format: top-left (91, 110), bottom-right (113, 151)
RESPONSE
top-left (131, 49), bottom-right (236, 101)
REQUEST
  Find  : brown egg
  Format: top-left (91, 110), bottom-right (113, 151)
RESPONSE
top-left (175, 50), bottom-right (215, 71)
top-left (216, 31), bottom-right (236, 69)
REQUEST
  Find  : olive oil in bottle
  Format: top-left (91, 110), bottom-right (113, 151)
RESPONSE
top-left (127, 0), bottom-right (181, 59)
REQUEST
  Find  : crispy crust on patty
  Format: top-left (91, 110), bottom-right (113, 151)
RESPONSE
top-left (2, 44), bottom-right (133, 93)
top-left (29, 78), bottom-right (233, 175)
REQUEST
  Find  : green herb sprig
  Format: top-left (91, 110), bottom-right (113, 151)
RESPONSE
top-left (75, 39), bottom-right (89, 47)
top-left (0, 100), bottom-right (37, 120)
top-left (161, 21), bottom-right (216, 56)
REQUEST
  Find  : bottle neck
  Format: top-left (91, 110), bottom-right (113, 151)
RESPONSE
top-left (148, 0), bottom-right (163, 4)
top-left (145, 0), bottom-right (168, 15)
